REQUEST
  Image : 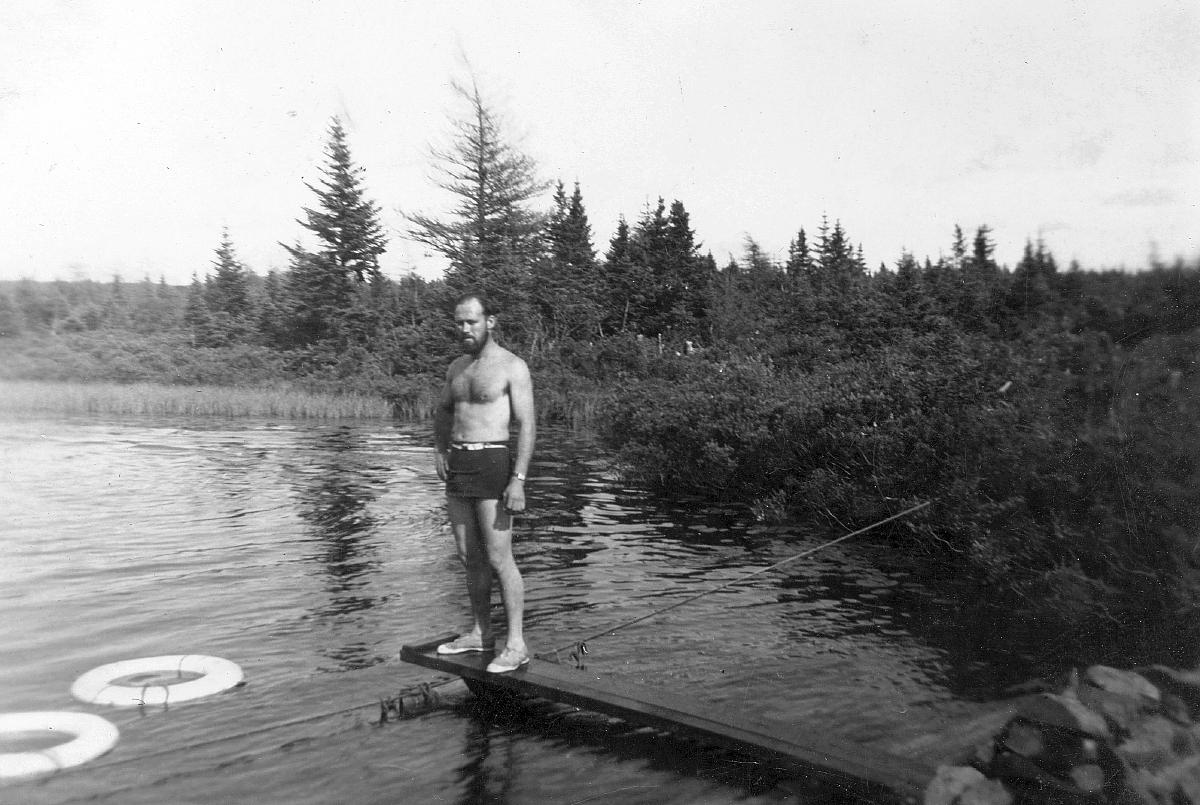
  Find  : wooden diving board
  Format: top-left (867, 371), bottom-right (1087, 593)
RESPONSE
top-left (401, 634), bottom-right (935, 804)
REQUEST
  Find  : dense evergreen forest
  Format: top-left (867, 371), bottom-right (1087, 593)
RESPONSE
top-left (3, 86), bottom-right (1198, 665)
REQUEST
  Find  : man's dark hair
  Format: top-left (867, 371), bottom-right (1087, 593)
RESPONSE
top-left (454, 291), bottom-right (497, 317)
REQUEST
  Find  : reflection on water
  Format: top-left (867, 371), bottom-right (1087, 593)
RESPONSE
top-left (451, 697), bottom-right (809, 805)
top-left (456, 712), bottom-right (518, 805)
top-left (0, 416), bottom-right (1050, 804)
top-left (293, 427), bottom-right (385, 614)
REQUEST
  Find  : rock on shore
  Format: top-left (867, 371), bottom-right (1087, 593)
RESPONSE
top-left (925, 664), bottom-right (1200, 804)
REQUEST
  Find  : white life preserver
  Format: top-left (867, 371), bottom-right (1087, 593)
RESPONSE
top-left (0, 711), bottom-right (119, 779)
top-left (71, 655), bottom-right (244, 707)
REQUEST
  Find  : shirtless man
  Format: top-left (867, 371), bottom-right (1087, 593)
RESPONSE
top-left (433, 292), bottom-right (535, 673)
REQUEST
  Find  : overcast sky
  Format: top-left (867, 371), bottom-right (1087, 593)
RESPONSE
top-left (2, 0), bottom-right (1196, 286)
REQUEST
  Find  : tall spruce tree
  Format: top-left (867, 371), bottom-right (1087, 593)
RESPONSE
top-left (951, 224), bottom-right (968, 270)
top-left (1009, 237), bottom-right (1057, 315)
top-left (406, 79), bottom-right (548, 337)
top-left (283, 118), bottom-right (387, 346)
top-left (969, 225), bottom-right (997, 274)
top-left (786, 228), bottom-right (813, 277)
top-left (942, 224), bottom-right (1000, 328)
top-left (534, 180), bottom-right (602, 341)
top-left (740, 235), bottom-right (791, 328)
top-left (813, 216), bottom-right (862, 294)
top-left (552, 181), bottom-right (597, 270)
top-left (662, 199), bottom-right (707, 337)
top-left (893, 251), bottom-right (927, 315)
top-left (599, 216), bottom-right (650, 335)
top-left (208, 228), bottom-right (253, 321)
top-left (630, 198), bottom-right (673, 335)
top-left (741, 235), bottom-right (777, 278)
top-left (291, 118), bottom-right (387, 284)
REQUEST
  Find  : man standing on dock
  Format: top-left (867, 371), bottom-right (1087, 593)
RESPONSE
top-left (433, 292), bottom-right (535, 673)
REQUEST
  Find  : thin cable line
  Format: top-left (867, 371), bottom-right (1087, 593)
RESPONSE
top-left (535, 500), bottom-right (930, 661)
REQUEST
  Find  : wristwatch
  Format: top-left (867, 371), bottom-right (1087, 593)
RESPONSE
top-left (512, 472), bottom-right (527, 482)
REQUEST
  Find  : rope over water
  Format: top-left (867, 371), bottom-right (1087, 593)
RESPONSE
top-left (536, 499), bottom-right (931, 662)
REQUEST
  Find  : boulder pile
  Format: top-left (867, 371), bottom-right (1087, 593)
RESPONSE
top-left (925, 665), bottom-right (1200, 804)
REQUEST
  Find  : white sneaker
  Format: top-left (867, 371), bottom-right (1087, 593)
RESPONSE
top-left (485, 646), bottom-right (530, 673)
top-left (436, 635), bottom-right (495, 655)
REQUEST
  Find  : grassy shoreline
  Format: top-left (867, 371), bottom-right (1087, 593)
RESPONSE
top-left (0, 380), bottom-right (395, 420)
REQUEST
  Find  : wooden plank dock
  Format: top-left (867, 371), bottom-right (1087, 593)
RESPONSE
top-left (401, 633), bottom-right (936, 804)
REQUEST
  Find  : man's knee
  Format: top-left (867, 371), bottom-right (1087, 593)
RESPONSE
top-left (458, 543), bottom-right (491, 571)
top-left (485, 542), bottom-right (516, 573)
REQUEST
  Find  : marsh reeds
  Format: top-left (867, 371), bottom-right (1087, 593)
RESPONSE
top-left (0, 380), bottom-right (394, 420)
top-left (389, 385), bottom-right (439, 421)
top-left (0, 378), bottom-right (610, 428)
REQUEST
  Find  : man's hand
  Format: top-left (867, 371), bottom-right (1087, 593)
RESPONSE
top-left (435, 450), bottom-right (448, 481)
top-left (504, 479), bottom-right (526, 514)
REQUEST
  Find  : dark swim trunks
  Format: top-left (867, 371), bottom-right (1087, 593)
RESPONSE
top-left (446, 445), bottom-right (511, 499)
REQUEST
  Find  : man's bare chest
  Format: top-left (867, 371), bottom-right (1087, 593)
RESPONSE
top-left (450, 365), bottom-right (508, 405)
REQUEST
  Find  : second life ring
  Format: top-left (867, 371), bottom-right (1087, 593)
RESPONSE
top-left (71, 655), bottom-right (244, 707)
top-left (0, 711), bottom-right (119, 779)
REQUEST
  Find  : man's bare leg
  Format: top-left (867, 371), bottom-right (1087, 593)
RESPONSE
top-left (476, 499), bottom-right (526, 653)
top-left (447, 496), bottom-right (494, 646)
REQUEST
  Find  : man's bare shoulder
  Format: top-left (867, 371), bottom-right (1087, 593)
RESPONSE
top-left (481, 344), bottom-right (522, 368)
top-left (446, 355), bottom-right (471, 378)
top-left (496, 347), bottom-right (530, 377)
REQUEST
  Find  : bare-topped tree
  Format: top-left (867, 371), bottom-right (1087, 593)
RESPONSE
top-left (407, 79), bottom-right (549, 338)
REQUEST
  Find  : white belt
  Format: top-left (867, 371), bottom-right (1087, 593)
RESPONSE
top-left (451, 442), bottom-right (508, 451)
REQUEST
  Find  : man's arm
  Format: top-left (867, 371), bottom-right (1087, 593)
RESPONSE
top-left (433, 365), bottom-right (455, 481)
top-left (503, 358), bottom-right (536, 512)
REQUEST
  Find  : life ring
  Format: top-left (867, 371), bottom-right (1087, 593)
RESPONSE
top-left (0, 711), bottom-right (119, 779)
top-left (71, 655), bottom-right (244, 707)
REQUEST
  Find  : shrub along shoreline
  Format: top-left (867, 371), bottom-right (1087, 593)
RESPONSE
top-left (599, 325), bottom-right (1200, 670)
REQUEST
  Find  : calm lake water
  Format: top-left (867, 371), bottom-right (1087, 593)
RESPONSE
top-left (2, 415), bottom-right (1034, 804)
